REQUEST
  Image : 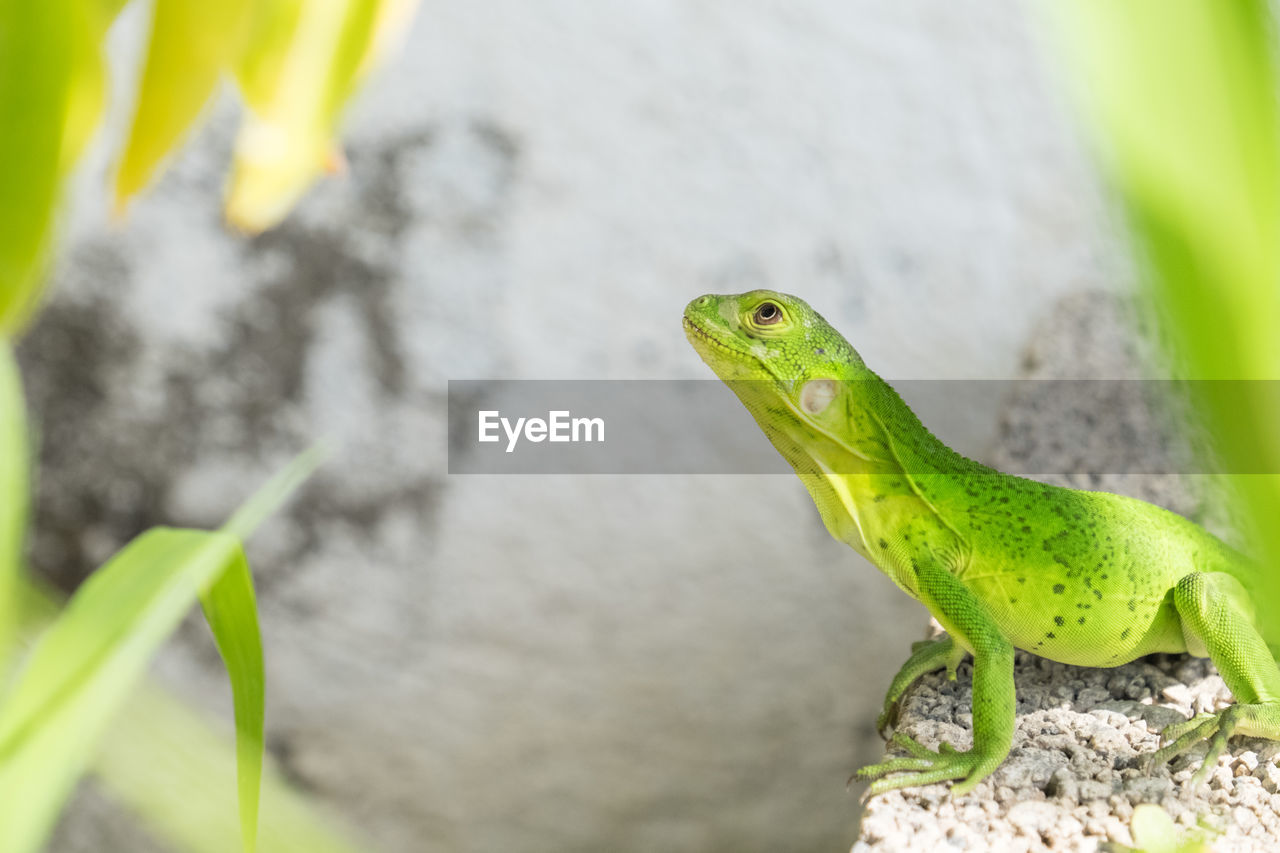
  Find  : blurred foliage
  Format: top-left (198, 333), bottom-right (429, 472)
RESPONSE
top-left (0, 440), bottom-right (322, 853)
top-left (0, 0), bottom-right (415, 850)
top-left (126, 0), bottom-right (414, 231)
top-left (0, 0), bottom-right (417, 337)
top-left (17, 575), bottom-right (364, 853)
top-left (0, 0), bottom-right (72, 336)
top-left (0, 346), bottom-right (26, 679)
top-left (1117, 803), bottom-right (1212, 853)
top-left (0, 528), bottom-right (259, 851)
top-left (1049, 2), bottom-right (1280, 639)
top-left (95, 679), bottom-right (364, 853)
top-left (113, 0), bottom-right (256, 207)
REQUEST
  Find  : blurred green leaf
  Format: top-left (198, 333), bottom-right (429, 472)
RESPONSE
top-left (0, 0), bottom-right (73, 335)
top-left (1128, 803), bottom-right (1212, 852)
top-left (114, 0), bottom-right (255, 210)
top-left (1129, 804), bottom-right (1178, 853)
top-left (0, 342), bottom-right (26, 678)
top-left (14, 572), bottom-right (364, 853)
top-left (222, 444), bottom-right (327, 541)
top-left (0, 528), bottom-right (243, 852)
top-left (95, 681), bottom-right (367, 853)
top-left (200, 550), bottom-right (264, 853)
top-left (1048, 0), bottom-right (1280, 636)
top-left (227, 0), bottom-right (386, 232)
top-left (1050, 0), bottom-right (1280, 380)
top-left (0, 445), bottom-right (321, 851)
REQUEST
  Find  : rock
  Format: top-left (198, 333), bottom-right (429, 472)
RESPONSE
top-left (1255, 763), bottom-right (1280, 794)
top-left (1007, 800), bottom-right (1059, 834)
top-left (1139, 704), bottom-right (1193, 733)
top-left (1237, 752), bottom-right (1260, 775)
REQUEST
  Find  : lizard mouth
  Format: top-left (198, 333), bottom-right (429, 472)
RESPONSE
top-left (682, 316), bottom-right (749, 361)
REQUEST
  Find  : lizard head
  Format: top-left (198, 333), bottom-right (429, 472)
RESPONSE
top-left (683, 288), bottom-right (866, 391)
top-left (683, 289), bottom-right (898, 480)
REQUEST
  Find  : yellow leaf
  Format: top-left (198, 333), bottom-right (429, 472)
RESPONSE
top-left (59, 3), bottom-right (110, 173)
top-left (113, 0), bottom-right (255, 211)
top-left (234, 0), bottom-right (305, 111)
top-left (355, 0), bottom-right (418, 80)
top-left (226, 0), bottom-right (417, 232)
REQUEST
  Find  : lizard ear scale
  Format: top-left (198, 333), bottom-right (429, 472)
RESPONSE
top-left (800, 379), bottom-right (839, 415)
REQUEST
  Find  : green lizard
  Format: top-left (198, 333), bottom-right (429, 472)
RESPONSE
top-left (683, 289), bottom-right (1280, 795)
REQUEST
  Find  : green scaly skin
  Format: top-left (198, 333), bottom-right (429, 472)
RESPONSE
top-left (683, 289), bottom-right (1280, 796)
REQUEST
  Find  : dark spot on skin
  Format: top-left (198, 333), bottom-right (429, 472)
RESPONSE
top-left (1042, 540), bottom-right (1052, 551)
top-left (1078, 617), bottom-right (1086, 625)
top-left (1054, 616), bottom-right (1064, 626)
top-left (873, 494), bottom-right (886, 503)
top-left (1017, 577), bottom-right (1026, 584)
top-left (1053, 584), bottom-right (1065, 594)
top-left (1021, 525), bottom-right (1031, 534)
top-left (1045, 632), bottom-right (1056, 639)
top-left (1120, 628), bottom-right (1131, 640)
top-left (1093, 589), bottom-right (1103, 600)
top-left (815, 348), bottom-right (825, 355)
top-left (999, 496), bottom-right (1009, 503)
top-left (1010, 598), bottom-right (1017, 604)
top-left (1128, 599), bottom-right (1136, 612)
top-left (878, 538), bottom-right (888, 549)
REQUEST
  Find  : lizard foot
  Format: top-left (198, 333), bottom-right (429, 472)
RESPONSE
top-left (855, 732), bottom-right (994, 796)
top-left (874, 704), bottom-right (899, 739)
top-left (1148, 702), bottom-right (1280, 786)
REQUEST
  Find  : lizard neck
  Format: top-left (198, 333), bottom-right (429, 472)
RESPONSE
top-left (769, 370), bottom-right (983, 586)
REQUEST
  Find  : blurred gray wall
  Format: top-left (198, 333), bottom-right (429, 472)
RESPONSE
top-left (26, 1), bottom-right (1125, 850)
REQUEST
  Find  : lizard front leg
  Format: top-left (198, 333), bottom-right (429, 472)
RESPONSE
top-left (857, 553), bottom-right (1015, 796)
top-left (875, 634), bottom-right (966, 737)
top-left (1150, 571), bottom-right (1280, 785)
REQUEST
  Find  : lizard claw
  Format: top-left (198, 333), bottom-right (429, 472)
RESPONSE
top-left (1147, 706), bottom-right (1248, 786)
top-left (875, 704), bottom-right (899, 739)
top-left (855, 732), bottom-right (995, 796)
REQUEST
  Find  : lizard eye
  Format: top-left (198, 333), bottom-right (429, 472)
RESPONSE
top-left (753, 302), bottom-right (782, 325)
